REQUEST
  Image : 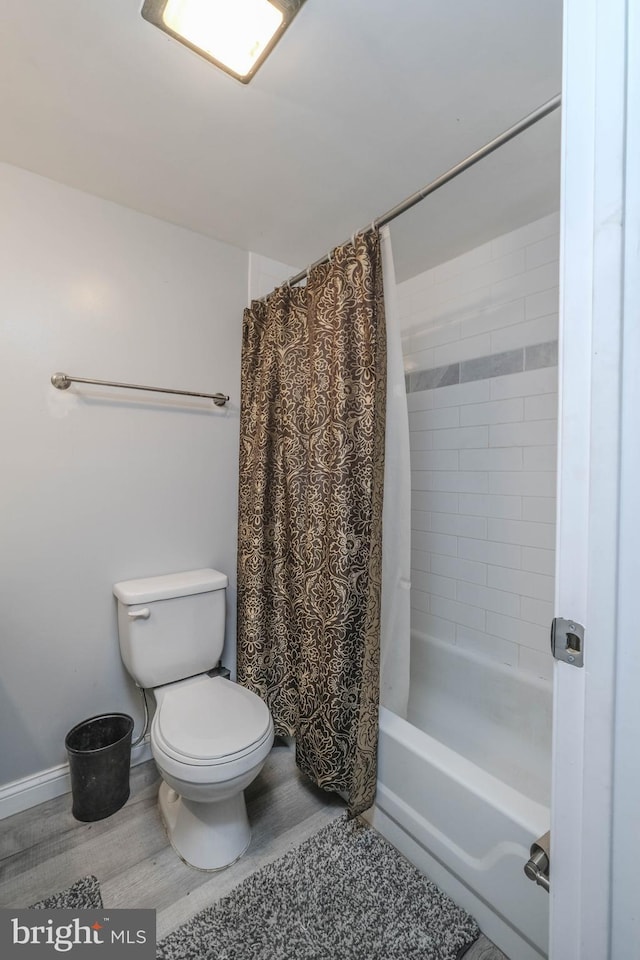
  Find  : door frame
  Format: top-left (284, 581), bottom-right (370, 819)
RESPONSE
top-left (551, 0), bottom-right (640, 956)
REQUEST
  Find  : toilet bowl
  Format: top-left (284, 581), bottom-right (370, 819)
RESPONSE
top-left (113, 568), bottom-right (275, 871)
top-left (150, 673), bottom-right (274, 869)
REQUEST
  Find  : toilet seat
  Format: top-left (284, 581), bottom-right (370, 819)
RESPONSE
top-left (152, 674), bottom-right (272, 767)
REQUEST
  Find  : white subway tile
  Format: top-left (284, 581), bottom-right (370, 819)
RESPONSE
top-left (430, 596), bottom-right (486, 631)
top-left (411, 568), bottom-right (433, 593)
top-left (521, 596), bottom-right (554, 627)
top-left (412, 490), bottom-right (459, 514)
top-left (428, 240), bottom-right (493, 285)
top-left (522, 547), bottom-right (556, 576)
top-left (436, 250), bottom-right (525, 304)
top-left (460, 298), bottom-right (526, 339)
top-left (403, 354), bottom-right (420, 374)
top-left (411, 449), bottom-right (459, 471)
top-left (430, 554), bottom-right (487, 585)
top-left (523, 445), bottom-right (557, 471)
top-left (526, 234), bottom-right (559, 270)
top-left (410, 510), bottom-right (431, 532)
top-left (456, 580), bottom-right (520, 617)
top-left (490, 366), bottom-right (558, 400)
top-left (486, 611), bottom-right (550, 652)
top-left (432, 426), bottom-right (489, 449)
top-left (403, 300), bottom-right (441, 330)
top-left (487, 565), bottom-right (554, 601)
top-left (487, 518), bottom-right (556, 549)
top-left (411, 609), bottom-right (456, 642)
top-left (522, 497), bottom-right (556, 524)
top-left (407, 346), bottom-right (436, 371)
top-left (425, 573), bottom-right (457, 600)
top-left (412, 530), bottom-right (458, 557)
top-left (412, 320), bottom-right (461, 352)
top-left (489, 471), bottom-right (556, 497)
top-left (525, 393), bottom-right (558, 420)
top-left (459, 538), bottom-right (522, 569)
top-left (491, 262), bottom-right (558, 306)
top-left (431, 512), bottom-right (487, 539)
top-left (459, 397), bottom-right (524, 426)
top-left (456, 626), bottom-right (519, 666)
top-left (411, 547), bottom-right (429, 573)
top-left (397, 269), bottom-right (435, 298)
top-left (518, 646), bottom-right (554, 681)
top-left (417, 471), bottom-right (489, 494)
top-left (431, 379), bottom-right (491, 408)
top-left (407, 390), bottom-right (435, 412)
top-left (410, 431), bottom-right (434, 451)
top-left (459, 448), bottom-right (523, 471)
top-left (410, 549), bottom-right (429, 572)
top-left (525, 286), bottom-right (559, 320)
top-left (486, 249), bottom-right (527, 283)
top-left (490, 213), bottom-right (559, 259)
top-left (411, 589), bottom-right (430, 613)
top-left (434, 333), bottom-right (492, 366)
top-left (489, 313), bottom-right (558, 353)
top-left (430, 283), bottom-right (494, 323)
top-left (489, 419), bottom-right (557, 447)
top-left (458, 493), bottom-right (522, 519)
top-left (411, 471), bottom-right (432, 491)
top-left (409, 407), bottom-right (460, 431)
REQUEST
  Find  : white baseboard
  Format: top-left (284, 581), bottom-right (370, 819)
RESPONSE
top-left (0, 739), bottom-right (152, 821)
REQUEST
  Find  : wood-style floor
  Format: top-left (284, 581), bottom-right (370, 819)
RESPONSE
top-left (0, 740), bottom-right (506, 958)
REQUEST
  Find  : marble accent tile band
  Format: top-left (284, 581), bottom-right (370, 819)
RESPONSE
top-left (406, 339), bottom-right (558, 393)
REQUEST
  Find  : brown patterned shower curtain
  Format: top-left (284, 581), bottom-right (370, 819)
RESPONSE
top-left (236, 231), bottom-right (386, 816)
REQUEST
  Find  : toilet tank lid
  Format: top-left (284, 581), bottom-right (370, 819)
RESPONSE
top-left (113, 568), bottom-right (227, 604)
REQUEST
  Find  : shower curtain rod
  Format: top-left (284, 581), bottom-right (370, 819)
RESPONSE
top-left (285, 93), bottom-right (561, 289)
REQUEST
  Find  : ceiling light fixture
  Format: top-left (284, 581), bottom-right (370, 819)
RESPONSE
top-left (141, 0), bottom-right (306, 83)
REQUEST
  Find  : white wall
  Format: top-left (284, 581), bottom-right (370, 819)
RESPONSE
top-left (0, 162), bottom-right (248, 792)
top-left (247, 252), bottom-right (299, 302)
top-left (398, 212), bottom-right (559, 680)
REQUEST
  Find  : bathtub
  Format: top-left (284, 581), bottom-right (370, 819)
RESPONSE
top-left (365, 632), bottom-right (552, 960)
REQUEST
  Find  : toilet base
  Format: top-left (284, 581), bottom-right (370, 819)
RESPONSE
top-left (158, 780), bottom-right (251, 871)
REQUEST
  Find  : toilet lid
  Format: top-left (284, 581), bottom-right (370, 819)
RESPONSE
top-left (155, 677), bottom-right (272, 762)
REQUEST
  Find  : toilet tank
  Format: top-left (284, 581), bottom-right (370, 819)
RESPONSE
top-left (113, 569), bottom-right (228, 689)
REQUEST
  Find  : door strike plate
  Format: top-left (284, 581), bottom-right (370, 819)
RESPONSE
top-left (551, 617), bottom-right (584, 667)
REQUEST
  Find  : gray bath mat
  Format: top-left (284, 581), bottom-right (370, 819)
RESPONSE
top-left (30, 875), bottom-right (103, 910)
top-left (157, 815), bottom-right (480, 960)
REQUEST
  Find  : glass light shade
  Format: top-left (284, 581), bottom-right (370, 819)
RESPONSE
top-left (141, 0), bottom-right (304, 82)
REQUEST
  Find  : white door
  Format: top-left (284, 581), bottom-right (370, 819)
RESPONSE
top-left (550, 0), bottom-right (640, 957)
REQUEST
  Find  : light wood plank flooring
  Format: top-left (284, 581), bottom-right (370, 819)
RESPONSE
top-left (0, 740), bottom-right (507, 957)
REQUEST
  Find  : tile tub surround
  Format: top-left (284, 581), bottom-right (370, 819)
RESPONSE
top-left (407, 339), bottom-right (558, 394)
top-left (398, 213), bottom-right (559, 680)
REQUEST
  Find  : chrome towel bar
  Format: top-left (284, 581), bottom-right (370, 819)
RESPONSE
top-left (51, 372), bottom-right (229, 407)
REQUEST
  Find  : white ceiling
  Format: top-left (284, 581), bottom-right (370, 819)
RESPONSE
top-left (0, 0), bottom-right (562, 281)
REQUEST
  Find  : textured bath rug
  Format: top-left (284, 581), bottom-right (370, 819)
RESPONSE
top-left (157, 815), bottom-right (480, 960)
top-left (30, 875), bottom-right (103, 910)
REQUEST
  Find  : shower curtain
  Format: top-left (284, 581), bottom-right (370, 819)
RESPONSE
top-left (379, 225), bottom-right (411, 718)
top-left (237, 231), bottom-right (387, 816)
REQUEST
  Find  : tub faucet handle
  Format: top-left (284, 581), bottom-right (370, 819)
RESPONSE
top-left (524, 831), bottom-right (550, 892)
top-left (128, 607), bottom-right (151, 620)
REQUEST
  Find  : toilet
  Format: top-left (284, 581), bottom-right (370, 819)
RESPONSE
top-left (113, 568), bottom-right (274, 870)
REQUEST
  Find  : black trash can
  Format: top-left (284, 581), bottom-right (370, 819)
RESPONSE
top-left (65, 713), bottom-right (134, 822)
